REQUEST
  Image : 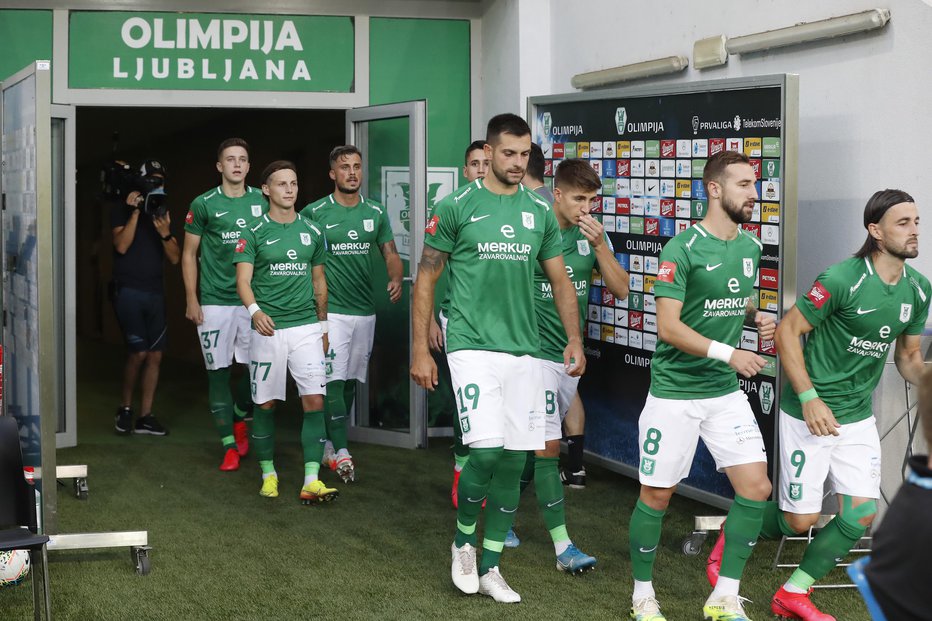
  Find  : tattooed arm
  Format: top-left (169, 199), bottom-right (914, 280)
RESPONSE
top-left (410, 245), bottom-right (448, 389)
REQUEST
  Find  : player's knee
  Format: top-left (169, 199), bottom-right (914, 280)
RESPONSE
top-left (745, 477), bottom-right (772, 502)
top-left (784, 511), bottom-right (820, 533)
top-left (841, 497), bottom-right (877, 529)
top-left (537, 440), bottom-right (561, 458)
top-left (640, 485), bottom-right (674, 511)
top-left (145, 351), bottom-right (163, 365)
top-left (467, 446), bottom-right (504, 472)
top-left (258, 400), bottom-right (276, 410)
top-left (303, 395), bottom-right (324, 412)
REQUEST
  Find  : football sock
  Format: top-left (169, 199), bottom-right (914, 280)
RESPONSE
top-left (454, 453), bottom-right (468, 472)
top-left (343, 380), bottom-right (357, 414)
top-left (251, 405), bottom-right (276, 464)
top-left (711, 576), bottom-right (741, 598)
top-left (481, 449), bottom-right (526, 575)
top-left (233, 370), bottom-right (252, 422)
top-left (454, 446), bottom-right (502, 549)
top-left (206, 368), bottom-right (236, 450)
top-left (796, 498), bottom-right (871, 583)
top-left (519, 451), bottom-right (535, 493)
top-left (301, 410), bottom-right (326, 466)
top-left (534, 456), bottom-right (571, 553)
top-left (324, 380), bottom-right (348, 451)
top-left (719, 494), bottom-right (766, 580)
top-left (566, 434), bottom-right (585, 473)
top-left (759, 500), bottom-right (799, 540)
top-left (632, 579), bottom-right (655, 601)
top-left (259, 460), bottom-right (276, 479)
top-left (629, 499), bottom-right (665, 582)
top-left (304, 461), bottom-right (320, 486)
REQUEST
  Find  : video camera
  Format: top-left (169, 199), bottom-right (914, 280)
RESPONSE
top-left (99, 159), bottom-right (168, 217)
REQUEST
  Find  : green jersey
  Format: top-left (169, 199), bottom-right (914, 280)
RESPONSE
top-left (650, 223), bottom-right (762, 399)
top-left (534, 227), bottom-right (611, 363)
top-left (303, 194), bottom-right (394, 316)
top-left (185, 186), bottom-right (267, 305)
top-left (782, 256), bottom-right (931, 424)
top-left (231, 212), bottom-right (326, 329)
top-left (426, 179), bottom-right (562, 356)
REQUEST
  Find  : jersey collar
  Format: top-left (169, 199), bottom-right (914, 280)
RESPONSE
top-left (329, 193), bottom-right (365, 207)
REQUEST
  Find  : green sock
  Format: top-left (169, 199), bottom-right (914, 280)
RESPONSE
top-left (454, 453), bottom-right (469, 470)
top-left (629, 499), bottom-right (665, 581)
top-left (534, 456), bottom-right (569, 543)
top-left (759, 501), bottom-right (799, 540)
top-left (233, 368), bottom-right (252, 421)
top-left (454, 446), bottom-right (502, 549)
top-left (251, 405), bottom-right (276, 463)
top-left (797, 507), bottom-right (869, 582)
top-left (324, 380), bottom-right (348, 450)
top-left (519, 451), bottom-right (535, 493)
top-left (720, 494), bottom-right (766, 580)
top-left (304, 461), bottom-right (320, 482)
top-left (343, 380), bottom-right (357, 413)
top-left (481, 449), bottom-right (526, 574)
top-left (301, 410), bottom-right (326, 465)
top-left (259, 460), bottom-right (276, 475)
top-left (207, 368), bottom-right (236, 450)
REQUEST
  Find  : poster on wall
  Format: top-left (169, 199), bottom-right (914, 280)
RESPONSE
top-left (530, 76), bottom-right (797, 504)
top-left (381, 166), bottom-right (458, 260)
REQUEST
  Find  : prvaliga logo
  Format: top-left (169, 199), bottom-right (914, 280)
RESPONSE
top-left (733, 115), bottom-right (742, 131)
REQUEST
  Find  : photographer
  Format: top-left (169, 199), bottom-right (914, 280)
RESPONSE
top-left (110, 159), bottom-right (180, 436)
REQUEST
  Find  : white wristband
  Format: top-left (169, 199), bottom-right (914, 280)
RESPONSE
top-left (247, 303), bottom-right (261, 317)
top-left (318, 320), bottom-right (329, 334)
top-left (707, 340), bottom-right (735, 363)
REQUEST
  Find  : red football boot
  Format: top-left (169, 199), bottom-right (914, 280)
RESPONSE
top-left (451, 468), bottom-right (461, 509)
top-left (219, 447), bottom-right (240, 471)
top-left (771, 586), bottom-right (836, 620)
top-left (706, 522), bottom-right (726, 587)
top-left (233, 421), bottom-right (249, 457)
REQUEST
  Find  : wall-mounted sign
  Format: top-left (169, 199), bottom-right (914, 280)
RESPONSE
top-left (68, 12), bottom-right (354, 92)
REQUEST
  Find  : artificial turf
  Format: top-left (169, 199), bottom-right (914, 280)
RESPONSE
top-left (2, 341), bottom-right (871, 620)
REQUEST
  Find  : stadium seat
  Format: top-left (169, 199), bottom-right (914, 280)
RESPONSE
top-left (0, 415), bottom-right (52, 620)
top-left (846, 556), bottom-right (887, 621)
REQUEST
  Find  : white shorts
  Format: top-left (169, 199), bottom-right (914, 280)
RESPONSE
top-left (446, 349), bottom-right (545, 451)
top-left (540, 359), bottom-right (580, 442)
top-left (327, 313), bottom-right (376, 383)
top-left (637, 390), bottom-right (766, 487)
top-left (248, 323), bottom-right (327, 403)
top-left (438, 310), bottom-right (449, 351)
top-left (778, 411), bottom-right (881, 514)
top-left (198, 305), bottom-right (252, 370)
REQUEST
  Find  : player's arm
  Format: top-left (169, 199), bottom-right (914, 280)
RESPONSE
top-left (428, 312), bottom-right (444, 352)
top-left (656, 296), bottom-right (766, 378)
top-left (182, 232), bottom-right (203, 325)
top-left (774, 305), bottom-right (839, 436)
top-left (745, 300), bottom-right (776, 341)
top-left (381, 240), bottom-right (404, 303)
top-left (312, 263), bottom-right (329, 356)
top-left (235, 262), bottom-right (275, 337)
top-left (411, 246), bottom-right (447, 389)
top-left (894, 333), bottom-right (925, 386)
top-left (541, 255), bottom-right (586, 377)
top-left (112, 193), bottom-right (144, 254)
top-left (579, 214), bottom-right (629, 299)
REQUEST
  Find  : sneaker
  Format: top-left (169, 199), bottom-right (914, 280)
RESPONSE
top-left (300, 480), bottom-right (339, 504)
top-left (233, 421), bottom-right (249, 457)
top-left (477, 566), bottom-right (521, 603)
top-left (335, 455), bottom-right (355, 483)
top-left (322, 442), bottom-right (336, 470)
top-left (259, 474), bottom-right (279, 498)
top-left (219, 448), bottom-right (240, 471)
top-left (561, 467), bottom-right (586, 489)
top-left (451, 468), bottom-right (461, 509)
top-left (134, 414), bottom-right (168, 436)
top-left (450, 542), bottom-right (479, 594)
top-left (556, 544), bottom-right (597, 574)
top-left (630, 596), bottom-right (667, 620)
top-left (706, 522), bottom-right (726, 587)
top-left (115, 406), bottom-right (133, 435)
top-left (703, 594), bottom-right (752, 621)
top-left (771, 587), bottom-right (836, 620)
top-left (504, 528), bottom-right (520, 548)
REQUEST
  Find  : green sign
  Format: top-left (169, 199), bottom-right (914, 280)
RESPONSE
top-left (68, 11), bottom-right (354, 92)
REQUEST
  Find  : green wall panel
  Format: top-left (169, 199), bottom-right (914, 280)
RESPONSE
top-left (0, 10), bottom-right (53, 82)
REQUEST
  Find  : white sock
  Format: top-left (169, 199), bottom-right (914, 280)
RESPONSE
top-left (554, 540), bottom-right (571, 556)
top-left (783, 581), bottom-right (808, 594)
top-left (261, 471), bottom-right (277, 480)
top-left (711, 576), bottom-right (740, 598)
top-left (454, 463), bottom-right (464, 473)
top-left (336, 448), bottom-right (350, 458)
top-left (633, 579), bottom-right (655, 601)
top-left (325, 440), bottom-right (334, 453)
top-left (303, 475), bottom-right (318, 486)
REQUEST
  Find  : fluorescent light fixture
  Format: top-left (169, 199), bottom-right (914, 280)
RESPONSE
top-left (726, 8), bottom-right (891, 55)
top-left (571, 56), bottom-right (688, 90)
top-left (694, 35), bottom-right (728, 69)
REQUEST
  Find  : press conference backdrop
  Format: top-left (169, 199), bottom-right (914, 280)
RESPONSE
top-left (529, 75), bottom-right (799, 507)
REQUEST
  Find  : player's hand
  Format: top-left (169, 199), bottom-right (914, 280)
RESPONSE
top-left (185, 299), bottom-right (203, 325)
top-left (563, 338), bottom-right (586, 377)
top-left (577, 214), bottom-right (604, 247)
top-left (428, 315), bottom-right (444, 352)
top-left (125, 191), bottom-right (143, 208)
top-left (387, 278), bottom-right (403, 304)
top-left (252, 310), bottom-right (275, 337)
top-left (153, 212), bottom-right (171, 237)
top-left (755, 311), bottom-right (776, 341)
top-left (802, 398), bottom-right (841, 437)
top-left (410, 349), bottom-right (438, 390)
top-left (728, 349), bottom-right (767, 378)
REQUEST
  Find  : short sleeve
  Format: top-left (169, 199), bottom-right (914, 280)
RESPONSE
top-left (796, 265), bottom-right (845, 329)
top-left (184, 197), bottom-right (207, 236)
top-left (537, 208), bottom-right (562, 261)
top-left (652, 238), bottom-right (691, 302)
top-left (424, 196), bottom-right (457, 253)
top-left (231, 227), bottom-right (256, 265)
top-left (376, 209), bottom-right (394, 246)
top-left (906, 276), bottom-right (932, 335)
top-left (110, 201), bottom-right (129, 229)
top-left (310, 224), bottom-right (327, 267)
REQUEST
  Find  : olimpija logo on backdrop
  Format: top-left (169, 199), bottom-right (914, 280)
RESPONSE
top-left (68, 12), bottom-right (355, 92)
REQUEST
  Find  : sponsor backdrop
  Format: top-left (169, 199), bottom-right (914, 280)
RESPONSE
top-left (531, 80), bottom-right (792, 502)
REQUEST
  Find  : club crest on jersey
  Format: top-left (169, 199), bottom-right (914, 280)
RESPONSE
top-left (234, 238), bottom-right (247, 253)
top-left (363, 219), bottom-right (375, 232)
top-left (743, 258), bottom-right (754, 278)
top-left (522, 212), bottom-right (535, 229)
top-left (901, 303), bottom-right (912, 323)
top-left (577, 240), bottom-right (591, 256)
top-left (251, 204), bottom-right (263, 217)
top-left (300, 232), bottom-right (312, 246)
